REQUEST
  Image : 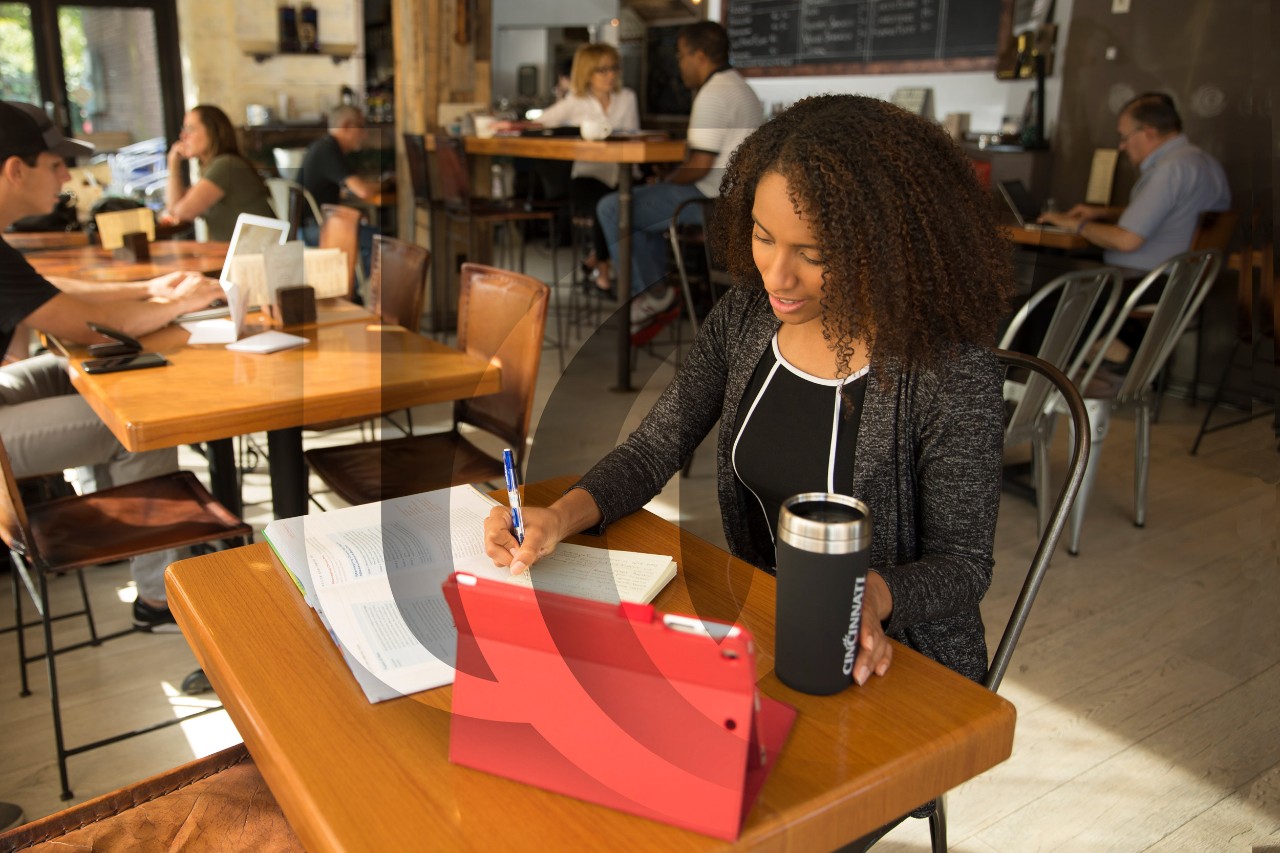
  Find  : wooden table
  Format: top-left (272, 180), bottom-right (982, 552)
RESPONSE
top-left (437, 134), bottom-right (688, 391)
top-left (166, 476), bottom-right (1016, 852)
top-left (4, 230), bottom-right (90, 252)
top-left (53, 315), bottom-right (500, 518)
top-left (28, 240), bottom-right (229, 281)
top-left (1000, 223), bottom-right (1091, 251)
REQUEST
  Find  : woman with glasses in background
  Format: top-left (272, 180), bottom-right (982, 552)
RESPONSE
top-left (518, 43), bottom-right (639, 293)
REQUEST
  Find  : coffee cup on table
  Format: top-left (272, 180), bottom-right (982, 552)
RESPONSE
top-left (580, 119), bottom-right (611, 141)
top-left (473, 115), bottom-right (496, 139)
top-left (773, 493), bottom-right (872, 695)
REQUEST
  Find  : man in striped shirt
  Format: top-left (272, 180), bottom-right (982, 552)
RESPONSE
top-left (596, 21), bottom-right (763, 331)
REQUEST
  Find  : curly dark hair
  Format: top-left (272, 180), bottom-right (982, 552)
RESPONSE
top-left (714, 94), bottom-right (1016, 377)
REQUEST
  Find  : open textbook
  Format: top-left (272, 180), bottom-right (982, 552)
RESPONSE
top-left (263, 485), bottom-right (677, 702)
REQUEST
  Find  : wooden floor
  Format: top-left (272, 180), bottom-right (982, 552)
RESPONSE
top-left (1, 256), bottom-right (1277, 849)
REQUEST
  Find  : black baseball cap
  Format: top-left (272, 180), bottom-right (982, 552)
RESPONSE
top-left (0, 101), bottom-right (95, 160)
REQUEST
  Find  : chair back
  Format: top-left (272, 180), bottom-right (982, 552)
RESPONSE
top-left (319, 204), bottom-right (361, 300)
top-left (1077, 249), bottom-right (1223, 405)
top-left (455, 263), bottom-right (550, 468)
top-left (999, 266), bottom-right (1122, 441)
top-left (0, 436), bottom-right (38, 565)
top-left (265, 178), bottom-right (323, 239)
top-left (987, 350), bottom-right (1091, 691)
top-left (433, 135), bottom-right (473, 210)
top-left (402, 133), bottom-right (432, 206)
top-left (1190, 209), bottom-right (1239, 252)
top-left (370, 235), bottom-right (430, 329)
top-left (669, 196), bottom-right (730, 336)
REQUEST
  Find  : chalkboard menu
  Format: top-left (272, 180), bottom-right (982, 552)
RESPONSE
top-left (727, 0), bottom-right (1005, 71)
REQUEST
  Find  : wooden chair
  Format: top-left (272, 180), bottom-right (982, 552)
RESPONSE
top-left (303, 263), bottom-right (550, 506)
top-left (0, 436), bottom-right (251, 801)
top-left (925, 350), bottom-right (1091, 853)
top-left (432, 135), bottom-right (561, 364)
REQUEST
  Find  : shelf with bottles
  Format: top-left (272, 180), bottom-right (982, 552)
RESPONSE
top-left (240, 40), bottom-right (356, 64)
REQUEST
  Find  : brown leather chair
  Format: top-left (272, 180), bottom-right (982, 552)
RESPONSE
top-left (0, 744), bottom-right (302, 851)
top-left (304, 262), bottom-right (550, 506)
top-left (319, 203), bottom-right (362, 301)
top-left (369, 234), bottom-right (430, 330)
top-left (303, 235), bottom-right (431, 442)
top-left (0, 436), bottom-right (252, 801)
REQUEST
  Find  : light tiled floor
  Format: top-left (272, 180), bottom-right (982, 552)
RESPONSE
top-left (2, 240), bottom-right (1277, 850)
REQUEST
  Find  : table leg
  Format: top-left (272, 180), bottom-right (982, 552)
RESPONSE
top-left (614, 170), bottom-right (633, 392)
top-left (267, 427), bottom-right (307, 519)
top-left (205, 439), bottom-right (241, 518)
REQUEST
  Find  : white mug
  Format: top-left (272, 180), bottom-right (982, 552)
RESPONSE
top-left (473, 115), bottom-right (496, 139)
top-left (580, 119), bottom-right (611, 141)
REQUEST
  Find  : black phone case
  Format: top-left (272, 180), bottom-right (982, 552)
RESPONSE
top-left (82, 353), bottom-right (169, 374)
top-left (86, 323), bottom-right (143, 353)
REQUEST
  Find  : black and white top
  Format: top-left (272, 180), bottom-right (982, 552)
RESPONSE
top-left (732, 334), bottom-right (868, 553)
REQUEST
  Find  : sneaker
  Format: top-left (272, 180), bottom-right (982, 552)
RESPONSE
top-left (629, 287), bottom-right (677, 333)
top-left (181, 669), bottom-right (213, 695)
top-left (0, 801), bottom-right (24, 832)
top-left (133, 599), bottom-right (181, 634)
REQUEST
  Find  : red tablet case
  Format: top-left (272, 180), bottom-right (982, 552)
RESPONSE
top-left (443, 573), bottom-right (797, 840)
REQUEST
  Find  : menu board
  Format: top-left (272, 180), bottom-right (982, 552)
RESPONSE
top-left (726, 0), bottom-right (1004, 71)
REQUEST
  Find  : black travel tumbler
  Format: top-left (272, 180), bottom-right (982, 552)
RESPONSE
top-left (774, 493), bottom-right (872, 695)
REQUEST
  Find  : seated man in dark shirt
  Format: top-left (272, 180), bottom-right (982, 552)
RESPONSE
top-left (0, 101), bottom-right (222, 632)
top-left (299, 105), bottom-right (382, 277)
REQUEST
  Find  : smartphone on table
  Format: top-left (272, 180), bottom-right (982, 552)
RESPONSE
top-left (86, 323), bottom-right (143, 357)
top-left (82, 352), bottom-right (169, 374)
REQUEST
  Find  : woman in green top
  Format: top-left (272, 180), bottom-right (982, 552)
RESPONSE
top-left (163, 105), bottom-right (275, 241)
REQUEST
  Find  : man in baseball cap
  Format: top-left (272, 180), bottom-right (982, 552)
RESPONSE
top-left (0, 100), bottom-right (95, 160)
top-left (1, 100), bottom-right (224, 637)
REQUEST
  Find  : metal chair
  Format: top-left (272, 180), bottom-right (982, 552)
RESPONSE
top-left (0, 436), bottom-right (252, 801)
top-left (264, 177), bottom-right (323, 240)
top-left (668, 196), bottom-right (733, 341)
top-left (1060, 249), bottom-right (1224, 554)
top-left (998, 266), bottom-right (1122, 533)
top-left (304, 263), bottom-right (550, 506)
top-left (926, 349), bottom-right (1092, 853)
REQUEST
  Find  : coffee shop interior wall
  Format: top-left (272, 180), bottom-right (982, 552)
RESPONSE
top-left (705, 0), bottom-right (1076, 137)
top-left (175, 0), bottom-right (363, 126)
top-left (1053, 0), bottom-right (1274, 404)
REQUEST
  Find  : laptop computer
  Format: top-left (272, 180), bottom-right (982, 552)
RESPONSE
top-left (997, 180), bottom-right (1072, 233)
top-left (177, 213), bottom-right (290, 342)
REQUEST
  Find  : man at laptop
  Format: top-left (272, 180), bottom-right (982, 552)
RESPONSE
top-left (1038, 92), bottom-right (1229, 271)
top-left (0, 101), bottom-right (222, 632)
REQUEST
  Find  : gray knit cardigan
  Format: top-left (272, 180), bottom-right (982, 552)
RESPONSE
top-left (575, 285), bottom-right (1005, 682)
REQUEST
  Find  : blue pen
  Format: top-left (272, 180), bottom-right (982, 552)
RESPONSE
top-left (502, 448), bottom-right (526, 545)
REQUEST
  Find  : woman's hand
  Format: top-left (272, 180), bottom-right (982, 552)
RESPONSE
top-left (167, 140), bottom-right (188, 169)
top-left (482, 488), bottom-right (604, 576)
top-left (483, 505), bottom-right (566, 575)
top-left (853, 570), bottom-right (894, 685)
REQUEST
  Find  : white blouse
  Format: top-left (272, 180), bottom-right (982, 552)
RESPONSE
top-left (537, 88), bottom-right (640, 187)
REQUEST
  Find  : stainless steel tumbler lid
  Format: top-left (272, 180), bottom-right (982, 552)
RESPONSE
top-left (777, 493), bottom-right (871, 554)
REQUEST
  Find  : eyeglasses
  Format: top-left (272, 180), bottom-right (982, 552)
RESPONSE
top-left (1117, 125), bottom-right (1146, 145)
top-left (592, 65), bottom-right (619, 74)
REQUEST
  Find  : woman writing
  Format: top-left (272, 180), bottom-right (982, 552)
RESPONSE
top-left (163, 105), bottom-right (275, 241)
top-left (527, 43), bottom-right (639, 292)
top-left (484, 94), bottom-right (1015, 690)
